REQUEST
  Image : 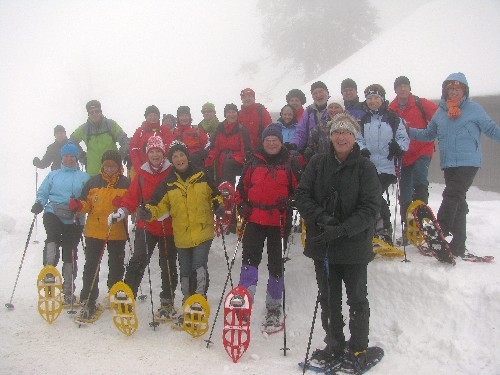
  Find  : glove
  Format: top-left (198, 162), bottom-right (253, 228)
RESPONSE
top-left (33, 157), bottom-right (41, 168)
top-left (108, 208), bottom-right (126, 225)
top-left (284, 142), bottom-right (297, 151)
top-left (137, 206), bottom-right (152, 221)
top-left (316, 213), bottom-right (339, 228)
top-left (213, 203), bottom-right (225, 219)
top-left (204, 156), bottom-right (214, 168)
top-left (237, 203), bottom-right (252, 220)
top-left (312, 225), bottom-right (347, 243)
top-left (111, 196), bottom-right (123, 207)
top-left (387, 139), bottom-right (404, 160)
top-left (68, 198), bottom-right (83, 212)
top-left (31, 201), bottom-right (44, 215)
top-left (360, 148), bottom-right (371, 159)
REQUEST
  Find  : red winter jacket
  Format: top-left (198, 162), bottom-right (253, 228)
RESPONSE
top-left (120, 161), bottom-right (173, 237)
top-left (296, 106), bottom-right (305, 122)
top-left (172, 124), bottom-right (208, 154)
top-left (236, 147), bottom-right (300, 227)
top-left (238, 103), bottom-right (273, 149)
top-left (129, 122), bottom-right (173, 171)
top-left (206, 120), bottom-right (252, 177)
top-left (388, 93), bottom-right (438, 167)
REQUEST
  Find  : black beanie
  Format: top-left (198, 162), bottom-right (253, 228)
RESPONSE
top-left (286, 89), bottom-right (307, 105)
top-left (144, 105), bottom-right (160, 117)
top-left (394, 76), bottom-right (411, 91)
top-left (177, 106), bottom-right (191, 116)
top-left (310, 81), bottom-right (328, 93)
top-left (224, 103), bottom-right (238, 117)
top-left (53, 125), bottom-right (65, 135)
top-left (86, 100), bottom-right (101, 113)
top-left (261, 123), bottom-right (283, 143)
top-left (168, 140), bottom-right (189, 162)
top-left (341, 78), bottom-right (357, 91)
top-left (101, 150), bottom-right (122, 166)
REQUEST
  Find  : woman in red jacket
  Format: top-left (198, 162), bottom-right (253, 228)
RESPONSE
top-left (109, 136), bottom-right (178, 319)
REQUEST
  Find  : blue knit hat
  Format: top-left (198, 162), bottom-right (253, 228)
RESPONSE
top-left (261, 123), bottom-right (283, 143)
top-left (60, 142), bottom-right (79, 158)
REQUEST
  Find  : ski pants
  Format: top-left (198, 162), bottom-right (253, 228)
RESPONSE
top-left (219, 158), bottom-right (243, 187)
top-left (314, 260), bottom-right (370, 354)
top-left (177, 239), bottom-right (212, 303)
top-left (42, 212), bottom-right (82, 265)
top-left (437, 166), bottom-right (478, 256)
top-left (377, 173), bottom-right (397, 230)
top-left (239, 221), bottom-right (290, 310)
top-left (124, 229), bottom-right (178, 303)
top-left (80, 237), bottom-right (125, 304)
top-left (399, 155), bottom-right (431, 225)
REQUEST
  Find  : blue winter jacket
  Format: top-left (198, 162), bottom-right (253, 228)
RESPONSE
top-left (291, 104), bottom-right (328, 151)
top-left (276, 119), bottom-right (297, 144)
top-left (356, 107), bottom-right (409, 176)
top-left (410, 72), bottom-right (500, 169)
top-left (36, 164), bottom-right (90, 224)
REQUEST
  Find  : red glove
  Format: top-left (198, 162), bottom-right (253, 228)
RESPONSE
top-left (112, 196), bottom-right (123, 207)
top-left (69, 198), bottom-right (83, 212)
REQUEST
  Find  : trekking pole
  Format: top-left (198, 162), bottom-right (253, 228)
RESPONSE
top-left (280, 210), bottom-right (290, 356)
top-left (161, 223), bottom-right (176, 310)
top-left (33, 167), bottom-right (40, 244)
top-left (302, 289), bottom-right (321, 374)
top-left (219, 221), bottom-right (234, 289)
top-left (394, 158), bottom-right (410, 263)
top-left (392, 159), bottom-right (400, 245)
top-left (124, 221), bottom-right (147, 301)
top-left (5, 215), bottom-right (37, 310)
top-left (67, 246), bottom-right (78, 315)
top-left (143, 225), bottom-right (159, 330)
top-left (205, 220), bottom-right (247, 348)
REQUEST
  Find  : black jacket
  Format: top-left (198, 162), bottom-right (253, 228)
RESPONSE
top-left (294, 143), bottom-right (380, 264)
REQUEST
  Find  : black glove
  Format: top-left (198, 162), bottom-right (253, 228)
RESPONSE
top-left (33, 157), bottom-right (41, 168)
top-left (31, 201), bottom-right (44, 215)
top-left (316, 213), bottom-right (339, 228)
top-left (387, 139), bottom-right (404, 160)
top-left (284, 142), bottom-right (297, 151)
top-left (137, 206), bottom-right (152, 221)
top-left (213, 200), bottom-right (225, 218)
top-left (314, 225), bottom-right (347, 243)
top-left (237, 203), bottom-right (252, 220)
top-left (360, 148), bottom-right (371, 159)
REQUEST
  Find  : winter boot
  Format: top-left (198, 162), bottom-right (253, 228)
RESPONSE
top-left (338, 349), bottom-right (367, 373)
top-left (157, 299), bottom-right (178, 321)
top-left (62, 262), bottom-right (77, 299)
top-left (172, 313), bottom-right (184, 330)
top-left (63, 294), bottom-right (78, 306)
top-left (310, 346), bottom-right (344, 368)
top-left (79, 301), bottom-right (97, 321)
top-left (263, 307), bottom-right (282, 329)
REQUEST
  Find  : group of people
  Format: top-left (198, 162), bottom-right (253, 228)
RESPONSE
top-left (31, 71), bottom-right (500, 373)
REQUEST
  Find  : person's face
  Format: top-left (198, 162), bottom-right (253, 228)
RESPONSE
top-left (447, 85), bottom-right (466, 101)
top-left (178, 113), bottom-right (191, 126)
top-left (172, 150), bottom-right (189, 172)
top-left (164, 118), bottom-right (175, 129)
top-left (103, 161), bottom-right (119, 176)
top-left (88, 108), bottom-right (103, 124)
top-left (263, 135), bottom-right (282, 155)
top-left (311, 88), bottom-right (329, 107)
top-left (147, 149), bottom-right (164, 167)
top-left (330, 130), bottom-right (355, 160)
top-left (225, 109), bottom-right (238, 123)
top-left (327, 103), bottom-right (343, 118)
top-left (54, 131), bottom-right (66, 143)
top-left (202, 109), bottom-right (216, 121)
top-left (241, 94), bottom-right (255, 107)
top-left (287, 97), bottom-right (302, 110)
top-left (62, 154), bottom-right (77, 168)
top-left (146, 113), bottom-right (160, 124)
top-left (341, 87), bottom-right (357, 102)
top-left (280, 106), bottom-right (294, 124)
top-left (395, 84), bottom-right (411, 101)
top-left (366, 96), bottom-right (383, 110)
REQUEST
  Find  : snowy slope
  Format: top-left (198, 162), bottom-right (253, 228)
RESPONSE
top-left (1, 183), bottom-right (499, 374)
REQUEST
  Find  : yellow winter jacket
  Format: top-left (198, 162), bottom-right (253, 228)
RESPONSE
top-left (146, 166), bottom-right (221, 249)
top-left (79, 171), bottom-right (130, 240)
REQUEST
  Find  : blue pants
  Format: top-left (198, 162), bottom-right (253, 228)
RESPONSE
top-left (399, 155), bottom-right (431, 224)
top-left (177, 239), bottom-right (212, 302)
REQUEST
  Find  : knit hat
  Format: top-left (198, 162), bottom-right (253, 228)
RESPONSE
top-left (201, 102), bottom-right (216, 113)
top-left (53, 125), bottom-right (66, 135)
top-left (261, 123), bottom-right (283, 143)
top-left (60, 142), bottom-right (79, 158)
top-left (394, 76), bottom-right (411, 91)
top-left (146, 136), bottom-right (166, 155)
top-left (224, 103), bottom-right (238, 117)
top-left (341, 78), bottom-right (357, 91)
top-left (286, 89), bottom-right (307, 105)
top-left (240, 88), bottom-right (255, 98)
top-left (168, 140), bottom-right (189, 162)
top-left (329, 113), bottom-right (360, 135)
top-left (101, 150), bottom-right (122, 167)
top-left (310, 81), bottom-right (328, 93)
top-left (364, 84), bottom-right (386, 100)
top-left (177, 106), bottom-right (191, 116)
top-left (144, 105), bottom-right (160, 117)
top-left (86, 100), bottom-right (101, 113)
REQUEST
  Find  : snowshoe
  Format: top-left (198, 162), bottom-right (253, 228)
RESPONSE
top-left (74, 302), bottom-right (104, 325)
top-left (62, 294), bottom-right (80, 309)
top-left (109, 281), bottom-right (138, 336)
top-left (405, 200), bottom-right (426, 246)
top-left (37, 265), bottom-right (63, 324)
top-left (372, 237), bottom-right (404, 257)
top-left (335, 346), bottom-right (384, 374)
top-left (215, 181), bottom-right (236, 235)
top-left (155, 303), bottom-right (178, 322)
top-left (459, 250), bottom-right (494, 263)
top-left (223, 286), bottom-right (252, 363)
top-left (177, 294), bottom-right (210, 338)
top-left (260, 307), bottom-right (284, 334)
top-left (299, 348), bottom-right (345, 374)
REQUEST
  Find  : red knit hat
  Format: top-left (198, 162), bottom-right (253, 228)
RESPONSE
top-left (146, 136), bottom-right (166, 155)
top-left (240, 88), bottom-right (255, 98)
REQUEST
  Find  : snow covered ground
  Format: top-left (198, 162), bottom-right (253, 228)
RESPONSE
top-left (1, 183), bottom-right (499, 375)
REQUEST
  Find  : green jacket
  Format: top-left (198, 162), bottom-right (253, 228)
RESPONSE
top-left (70, 117), bottom-right (129, 176)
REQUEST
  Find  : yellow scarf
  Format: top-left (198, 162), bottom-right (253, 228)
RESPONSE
top-left (446, 98), bottom-right (461, 120)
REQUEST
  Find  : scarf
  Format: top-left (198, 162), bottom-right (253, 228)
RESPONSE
top-left (446, 98), bottom-right (461, 120)
top-left (101, 170), bottom-right (120, 188)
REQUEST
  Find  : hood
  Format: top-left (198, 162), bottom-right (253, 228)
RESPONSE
top-left (441, 72), bottom-right (469, 100)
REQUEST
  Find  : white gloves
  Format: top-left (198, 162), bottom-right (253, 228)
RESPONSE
top-left (108, 208), bottom-right (126, 226)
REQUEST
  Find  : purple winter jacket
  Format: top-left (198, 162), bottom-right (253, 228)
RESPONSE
top-left (290, 104), bottom-right (328, 151)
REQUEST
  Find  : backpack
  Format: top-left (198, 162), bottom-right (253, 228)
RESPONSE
top-left (413, 95), bottom-right (429, 124)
